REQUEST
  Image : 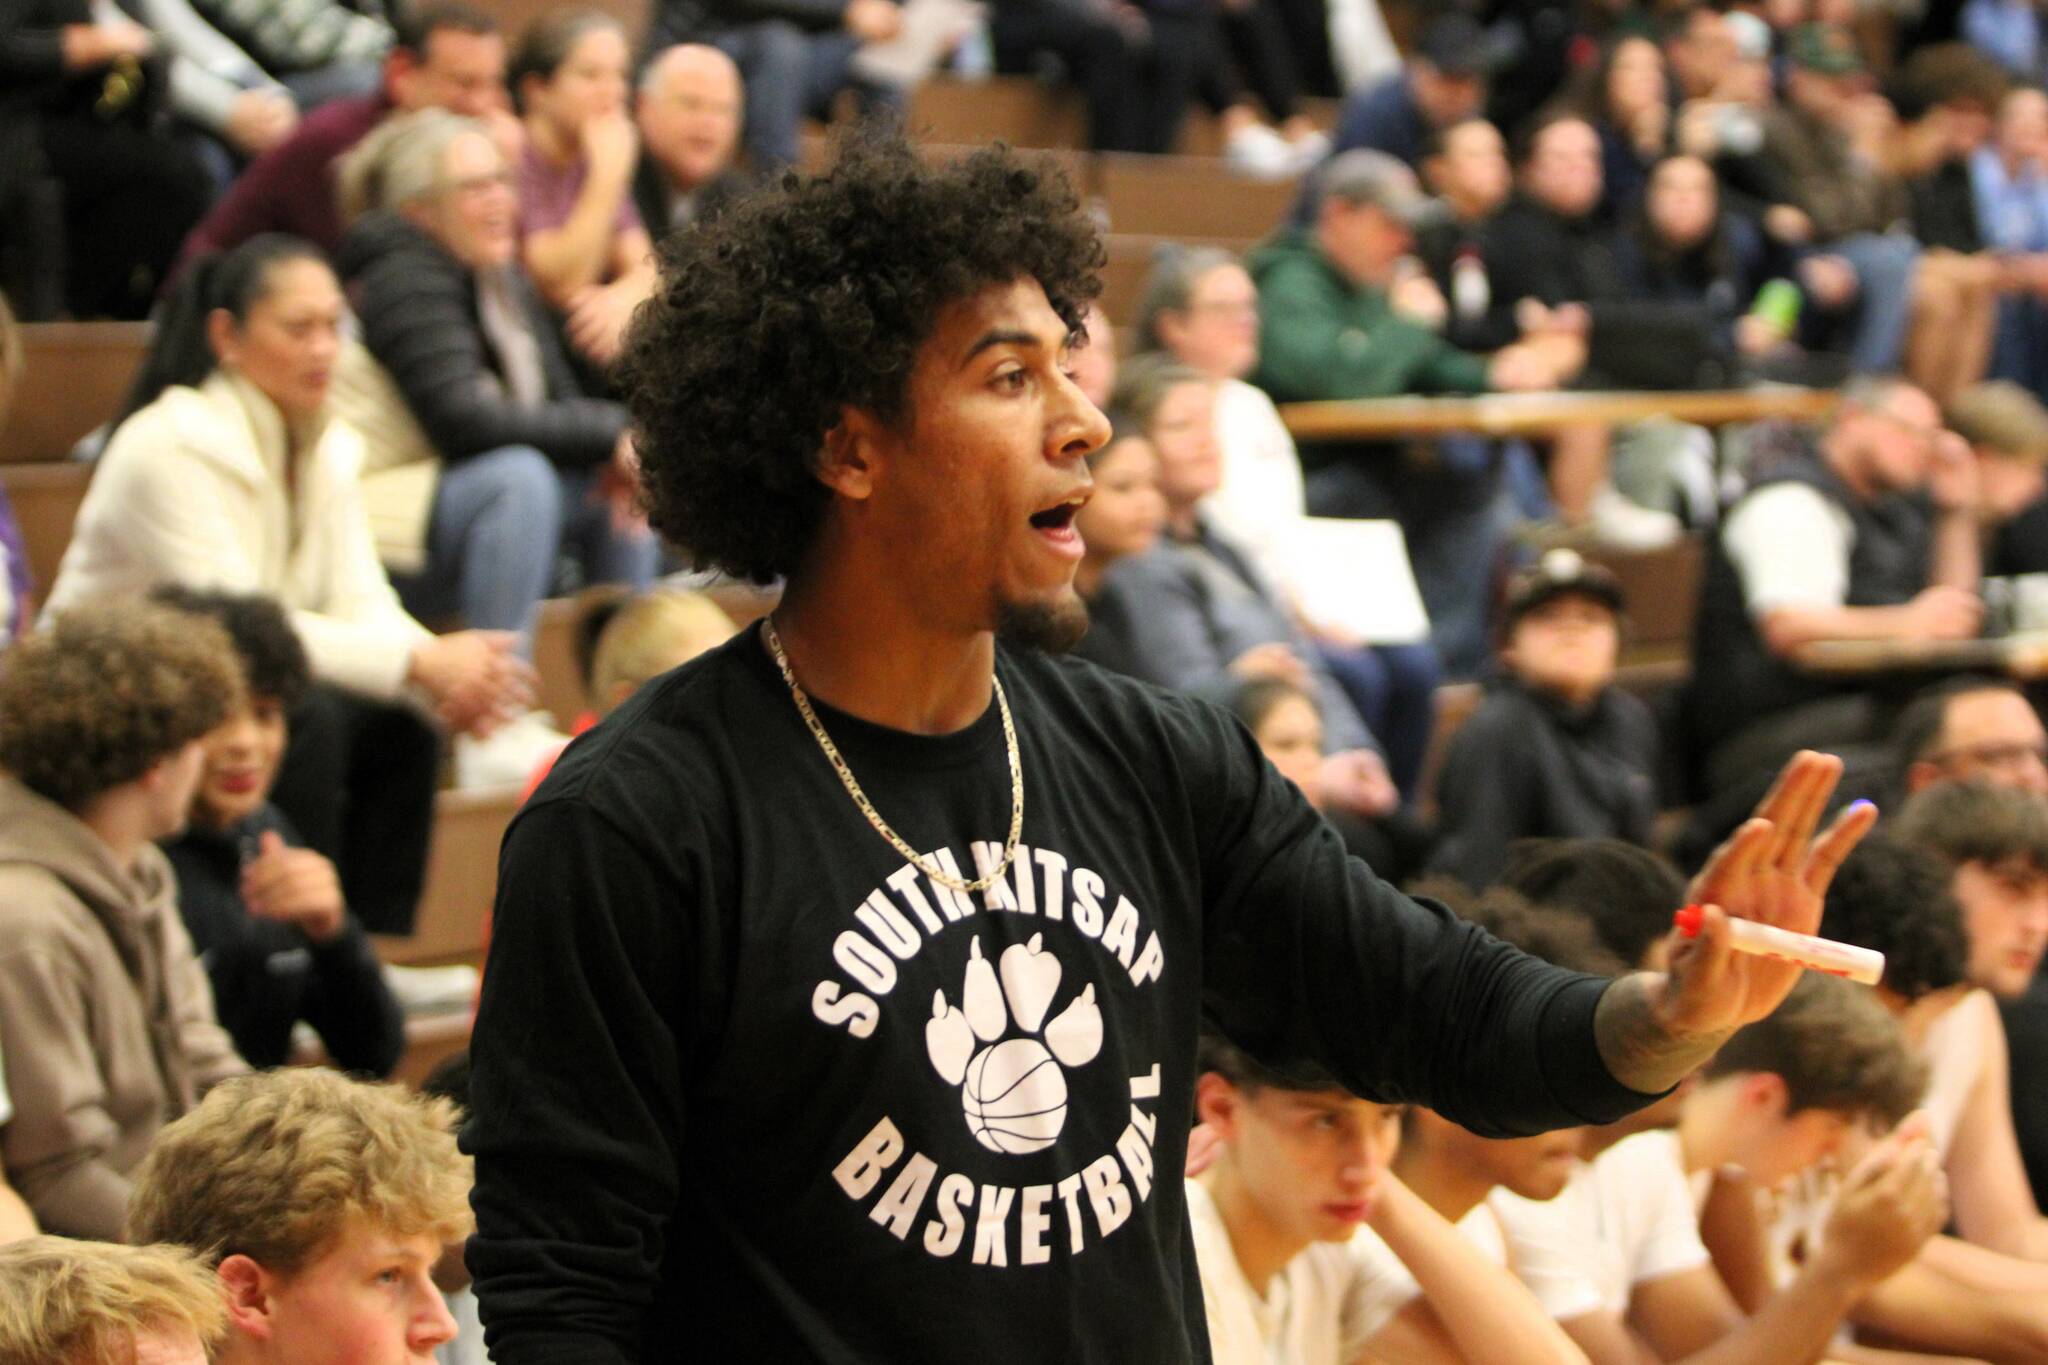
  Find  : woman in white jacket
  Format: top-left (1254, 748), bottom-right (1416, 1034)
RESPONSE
top-left (47, 234), bottom-right (532, 934)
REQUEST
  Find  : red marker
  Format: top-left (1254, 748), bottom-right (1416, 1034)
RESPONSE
top-left (1672, 905), bottom-right (1885, 986)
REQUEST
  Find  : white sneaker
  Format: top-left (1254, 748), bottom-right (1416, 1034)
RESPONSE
top-left (1285, 129), bottom-right (1332, 176)
top-left (1587, 483), bottom-right (1685, 552)
top-left (452, 710), bottom-right (568, 790)
top-left (1226, 123), bottom-right (1298, 179)
top-left (382, 962), bottom-right (481, 1016)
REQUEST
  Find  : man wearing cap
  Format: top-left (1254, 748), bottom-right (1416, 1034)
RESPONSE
top-left (1759, 23), bottom-right (1928, 374)
top-left (1427, 548), bottom-right (1657, 891)
top-left (1325, 14), bottom-right (1504, 172)
top-left (1687, 376), bottom-right (1983, 797)
top-left (1249, 147), bottom-right (1570, 675)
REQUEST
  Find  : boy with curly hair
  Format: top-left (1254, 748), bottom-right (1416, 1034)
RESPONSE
top-left (126, 1068), bottom-right (470, 1364)
top-left (0, 599), bottom-right (249, 1242)
top-left (466, 133), bottom-right (1871, 1362)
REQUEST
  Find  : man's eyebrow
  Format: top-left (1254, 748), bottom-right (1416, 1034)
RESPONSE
top-left (962, 329), bottom-right (1044, 363)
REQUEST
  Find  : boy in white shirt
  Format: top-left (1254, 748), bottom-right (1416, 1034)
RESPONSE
top-left (1189, 1033), bottom-right (1587, 1365)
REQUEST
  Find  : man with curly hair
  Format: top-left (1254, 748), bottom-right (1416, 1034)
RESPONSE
top-left (466, 136), bottom-right (1874, 1362)
top-left (0, 599), bottom-right (249, 1241)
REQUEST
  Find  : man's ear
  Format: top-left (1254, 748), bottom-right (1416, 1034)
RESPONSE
top-left (817, 408), bottom-right (887, 502)
top-left (217, 1254), bottom-right (279, 1341)
top-left (1194, 1072), bottom-right (1243, 1138)
top-left (1740, 1071), bottom-right (1790, 1121)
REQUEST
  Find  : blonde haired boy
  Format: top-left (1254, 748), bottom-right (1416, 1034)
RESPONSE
top-left (126, 1068), bottom-right (472, 1364)
top-left (0, 1235), bottom-right (226, 1365)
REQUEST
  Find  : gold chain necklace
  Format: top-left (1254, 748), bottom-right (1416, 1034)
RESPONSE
top-left (762, 617), bottom-right (1024, 894)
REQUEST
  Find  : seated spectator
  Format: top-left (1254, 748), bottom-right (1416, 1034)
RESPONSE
top-left (1324, 12), bottom-right (1500, 172)
top-left (1570, 34), bottom-right (1674, 216)
top-left (524, 587), bottom-right (740, 798)
top-left (150, 587), bottom-right (404, 1077)
top-left (126, 1068), bottom-right (469, 1360)
top-left (1188, 1032), bottom-right (1586, 1364)
top-left (0, 600), bottom-right (249, 1239)
top-left (185, 0), bottom-right (391, 109)
top-left (0, 0), bottom-right (212, 318)
top-left (1408, 889), bottom-right (1942, 1364)
top-left (1090, 355), bottom-right (1401, 823)
top-left (647, 0), bottom-right (902, 171)
top-left (1893, 781), bottom-right (2048, 1253)
top-left (0, 1237), bottom-right (225, 1364)
top-left (1763, 23), bottom-right (1995, 390)
top-left (1416, 116), bottom-right (1519, 353)
top-left (1226, 677), bottom-right (1431, 885)
top-left (176, 2), bottom-right (510, 268)
top-left (1136, 245), bottom-right (1440, 792)
top-left (1963, 0), bottom-right (2045, 78)
top-left (1661, 5), bottom-right (1738, 107)
top-left (1950, 378), bottom-right (2048, 576)
top-left (1613, 155), bottom-right (1780, 369)
top-left (512, 10), bottom-right (656, 367)
top-left (1684, 377), bottom-right (1982, 798)
top-left (47, 235), bottom-right (533, 926)
top-left (1497, 837), bottom-right (1690, 985)
top-left (0, 1044), bottom-right (36, 1244)
top-left (1249, 148), bottom-right (1561, 676)
top-left (337, 110), bottom-right (662, 637)
top-left (1070, 411), bottom-right (1167, 677)
top-left (1895, 674), bottom-right (2048, 796)
top-left (1427, 550), bottom-right (1657, 893)
top-left (633, 44), bottom-right (747, 238)
top-left (1197, 0), bottom-right (1331, 177)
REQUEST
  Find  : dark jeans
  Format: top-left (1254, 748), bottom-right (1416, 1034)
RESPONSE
top-left (270, 684), bottom-right (440, 937)
top-left (1304, 442), bottom-right (1513, 682)
top-left (700, 21), bottom-right (899, 170)
top-left (990, 0), bottom-right (1145, 151)
top-left (38, 113), bottom-right (209, 319)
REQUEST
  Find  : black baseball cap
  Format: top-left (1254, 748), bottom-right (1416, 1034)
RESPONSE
top-left (1501, 548), bottom-right (1626, 634)
top-left (1415, 14), bottom-right (1512, 79)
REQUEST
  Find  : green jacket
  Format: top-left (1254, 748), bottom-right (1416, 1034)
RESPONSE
top-left (1247, 228), bottom-right (1492, 403)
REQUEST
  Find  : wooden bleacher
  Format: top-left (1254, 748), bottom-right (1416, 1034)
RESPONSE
top-left (0, 321), bottom-right (147, 465)
top-left (373, 785), bottom-right (522, 969)
top-left (1094, 153), bottom-right (1301, 246)
top-left (1, 461), bottom-right (90, 592)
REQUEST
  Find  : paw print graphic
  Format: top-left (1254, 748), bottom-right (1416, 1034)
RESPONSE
top-left (925, 935), bottom-right (1103, 1155)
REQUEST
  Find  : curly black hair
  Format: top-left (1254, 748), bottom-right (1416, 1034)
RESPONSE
top-left (150, 585), bottom-right (312, 710)
top-left (617, 134), bottom-right (1106, 584)
top-left (1498, 837), bottom-right (1687, 970)
top-left (1820, 834), bottom-right (1969, 1000)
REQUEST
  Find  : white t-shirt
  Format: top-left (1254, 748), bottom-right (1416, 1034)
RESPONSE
top-left (1186, 1178), bottom-right (1377, 1365)
top-left (1202, 378), bottom-right (1310, 601)
top-left (1491, 1130), bottom-right (1711, 1318)
top-left (1920, 987), bottom-right (1997, 1160)
top-left (1721, 483), bottom-right (1856, 615)
top-left (1347, 1191), bottom-right (1609, 1328)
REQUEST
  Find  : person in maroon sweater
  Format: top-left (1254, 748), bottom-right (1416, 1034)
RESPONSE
top-left (172, 1), bottom-right (509, 274)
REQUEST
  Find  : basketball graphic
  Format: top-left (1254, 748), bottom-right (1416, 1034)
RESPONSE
top-left (963, 1038), bottom-right (1068, 1154)
top-left (926, 934), bottom-right (1104, 1155)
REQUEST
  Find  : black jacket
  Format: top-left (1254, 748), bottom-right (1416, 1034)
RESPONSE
top-left (1427, 677), bottom-right (1659, 892)
top-left (336, 210), bottom-right (625, 469)
top-left (629, 158), bottom-right (748, 248)
top-left (159, 803), bottom-right (405, 1075)
top-left (649, 0), bottom-right (853, 44)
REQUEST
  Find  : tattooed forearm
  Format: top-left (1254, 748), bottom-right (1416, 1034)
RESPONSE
top-left (1593, 973), bottom-right (1732, 1095)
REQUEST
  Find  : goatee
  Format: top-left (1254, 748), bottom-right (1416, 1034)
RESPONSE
top-left (996, 594), bottom-right (1090, 655)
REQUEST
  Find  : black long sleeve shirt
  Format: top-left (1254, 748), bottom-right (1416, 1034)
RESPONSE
top-left (464, 630), bottom-right (1659, 1363)
top-left (159, 803), bottom-right (405, 1076)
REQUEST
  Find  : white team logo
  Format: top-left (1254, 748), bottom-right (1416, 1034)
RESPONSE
top-left (925, 935), bottom-right (1103, 1154)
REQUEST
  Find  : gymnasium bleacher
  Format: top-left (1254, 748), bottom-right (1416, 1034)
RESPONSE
top-left (0, 27), bottom-right (1718, 1071)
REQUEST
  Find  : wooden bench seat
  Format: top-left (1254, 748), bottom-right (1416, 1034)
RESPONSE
top-left (1, 460), bottom-right (91, 594)
top-left (1094, 154), bottom-right (1298, 246)
top-left (372, 784), bottom-right (523, 969)
top-left (0, 322), bottom-right (148, 465)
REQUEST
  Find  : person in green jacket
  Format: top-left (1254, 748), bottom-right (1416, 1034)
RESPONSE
top-left (1247, 148), bottom-right (1572, 675)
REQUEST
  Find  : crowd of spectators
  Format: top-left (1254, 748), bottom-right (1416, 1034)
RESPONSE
top-left (10, 0), bottom-right (2048, 1361)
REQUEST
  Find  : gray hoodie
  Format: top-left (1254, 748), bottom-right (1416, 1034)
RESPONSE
top-left (0, 776), bottom-right (246, 1239)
